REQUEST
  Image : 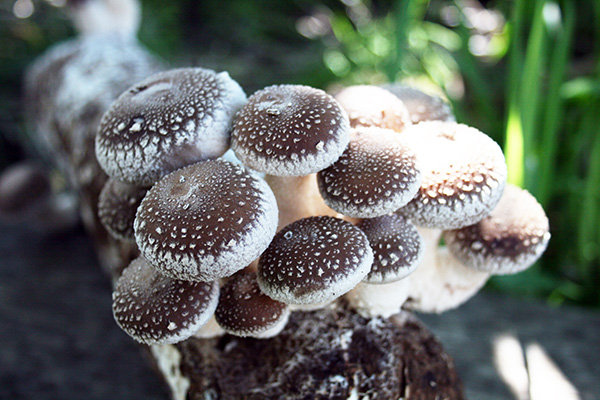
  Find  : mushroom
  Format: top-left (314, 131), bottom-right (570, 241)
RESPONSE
top-left (381, 84), bottom-right (455, 124)
top-left (134, 159), bottom-right (278, 282)
top-left (317, 127), bottom-right (421, 218)
top-left (215, 269), bottom-right (290, 338)
top-left (400, 121), bottom-right (507, 229)
top-left (443, 184), bottom-right (550, 274)
top-left (333, 85), bottom-right (411, 132)
top-left (112, 256), bottom-right (219, 344)
top-left (96, 67), bottom-right (247, 186)
top-left (357, 213), bottom-right (423, 283)
top-left (98, 178), bottom-right (148, 241)
top-left (257, 216), bottom-right (373, 305)
top-left (345, 279), bottom-right (411, 318)
top-left (231, 84), bottom-right (350, 176)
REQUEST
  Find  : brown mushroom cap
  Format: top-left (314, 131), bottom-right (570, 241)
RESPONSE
top-left (112, 256), bottom-right (219, 345)
top-left (317, 127), bottom-right (421, 218)
top-left (98, 178), bottom-right (148, 241)
top-left (257, 216), bottom-right (373, 305)
top-left (333, 85), bottom-right (411, 132)
top-left (381, 84), bottom-right (455, 124)
top-left (358, 213), bottom-right (423, 283)
top-left (0, 162), bottom-right (51, 217)
top-left (134, 159), bottom-right (278, 282)
top-left (215, 269), bottom-right (290, 338)
top-left (443, 184), bottom-right (550, 274)
top-left (96, 67), bottom-right (247, 186)
top-left (400, 121), bottom-right (507, 229)
top-left (231, 84), bottom-right (350, 176)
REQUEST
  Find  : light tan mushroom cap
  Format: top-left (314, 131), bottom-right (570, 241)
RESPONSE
top-left (400, 121), bottom-right (507, 229)
top-left (443, 184), bottom-right (550, 274)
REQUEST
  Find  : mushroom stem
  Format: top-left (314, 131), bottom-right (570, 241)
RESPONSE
top-left (403, 227), bottom-right (490, 313)
top-left (265, 174), bottom-right (338, 230)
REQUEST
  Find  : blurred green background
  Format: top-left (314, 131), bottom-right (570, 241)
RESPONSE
top-left (1, 0), bottom-right (598, 307)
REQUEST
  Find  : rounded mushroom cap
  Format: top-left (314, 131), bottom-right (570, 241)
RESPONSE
top-left (257, 216), bottom-right (373, 305)
top-left (333, 85), bottom-right (411, 132)
top-left (215, 269), bottom-right (290, 338)
top-left (96, 67), bottom-right (247, 186)
top-left (443, 184), bottom-right (550, 274)
top-left (134, 159), bottom-right (278, 282)
top-left (317, 127), bottom-right (421, 218)
top-left (231, 84), bottom-right (350, 176)
top-left (112, 256), bottom-right (219, 345)
top-left (381, 84), bottom-right (455, 124)
top-left (98, 178), bottom-right (148, 241)
top-left (400, 121), bottom-right (507, 229)
top-left (358, 213), bottom-right (423, 283)
top-left (0, 162), bottom-right (51, 217)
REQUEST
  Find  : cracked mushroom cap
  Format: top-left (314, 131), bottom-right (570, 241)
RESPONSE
top-left (358, 213), bottom-right (423, 283)
top-left (134, 159), bottom-right (278, 282)
top-left (400, 121), bottom-right (507, 229)
top-left (96, 67), bottom-right (247, 186)
top-left (443, 184), bottom-right (550, 274)
top-left (98, 178), bottom-right (148, 241)
top-left (317, 127), bottom-right (421, 218)
top-left (112, 256), bottom-right (219, 345)
top-left (333, 85), bottom-right (411, 132)
top-left (257, 216), bottom-right (373, 305)
top-left (381, 84), bottom-right (455, 124)
top-left (231, 84), bottom-right (350, 176)
top-left (215, 269), bottom-right (290, 338)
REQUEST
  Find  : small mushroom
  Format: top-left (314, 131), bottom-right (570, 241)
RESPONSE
top-left (96, 67), bottom-right (247, 186)
top-left (215, 269), bottom-right (290, 338)
top-left (112, 256), bottom-right (219, 345)
top-left (231, 84), bottom-right (350, 176)
top-left (381, 84), bottom-right (455, 124)
top-left (134, 159), bottom-right (278, 282)
top-left (400, 121), bottom-right (507, 229)
top-left (357, 213), bottom-right (423, 283)
top-left (257, 216), bottom-right (373, 305)
top-left (98, 178), bottom-right (148, 241)
top-left (333, 85), bottom-right (411, 132)
top-left (317, 127), bottom-right (421, 218)
top-left (443, 184), bottom-right (550, 274)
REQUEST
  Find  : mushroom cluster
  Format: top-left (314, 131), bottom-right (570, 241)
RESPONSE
top-left (95, 69), bottom-right (550, 345)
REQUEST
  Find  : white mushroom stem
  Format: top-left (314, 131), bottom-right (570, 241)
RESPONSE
top-left (403, 227), bottom-right (490, 313)
top-left (68, 0), bottom-right (141, 38)
top-left (265, 174), bottom-right (338, 230)
top-left (345, 279), bottom-right (411, 318)
top-left (192, 315), bottom-right (225, 339)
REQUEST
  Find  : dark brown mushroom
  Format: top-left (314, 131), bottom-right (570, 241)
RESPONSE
top-left (98, 178), bottom-right (148, 241)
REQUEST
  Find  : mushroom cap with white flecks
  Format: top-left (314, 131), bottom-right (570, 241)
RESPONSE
top-left (399, 121), bottom-right (507, 229)
top-left (381, 84), bottom-right (455, 124)
top-left (357, 213), bottom-right (423, 283)
top-left (231, 84), bottom-right (350, 176)
top-left (215, 269), bottom-right (290, 338)
top-left (96, 67), bottom-right (247, 186)
top-left (443, 184), bottom-right (550, 274)
top-left (98, 178), bottom-right (148, 241)
top-left (334, 85), bottom-right (411, 132)
top-left (257, 216), bottom-right (373, 305)
top-left (134, 159), bottom-right (278, 282)
top-left (317, 127), bottom-right (421, 218)
top-left (112, 256), bottom-right (219, 345)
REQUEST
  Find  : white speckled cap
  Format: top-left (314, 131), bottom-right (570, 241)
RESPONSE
top-left (334, 85), bottom-right (411, 132)
top-left (358, 213), bottom-right (423, 283)
top-left (257, 216), bottom-right (373, 305)
top-left (215, 269), bottom-right (290, 338)
top-left (400, 121), bottom-right (507, 229)
top-left (98, 178), bottom-right (148, 241)
top-left (317, 127), bottom-right (421, 218)
top-left (112, 256), bottom-right (219, 345)
top-left (231, 84), bottom-right (350, 176)
top-left (443, 184), bottom-right (550, 274)
top-left (96, 68), bottom-right (247, 186)
top-left (134, 159), bottom-right (278, 282)
top-left (381, 84), bottom-right (455, 124)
